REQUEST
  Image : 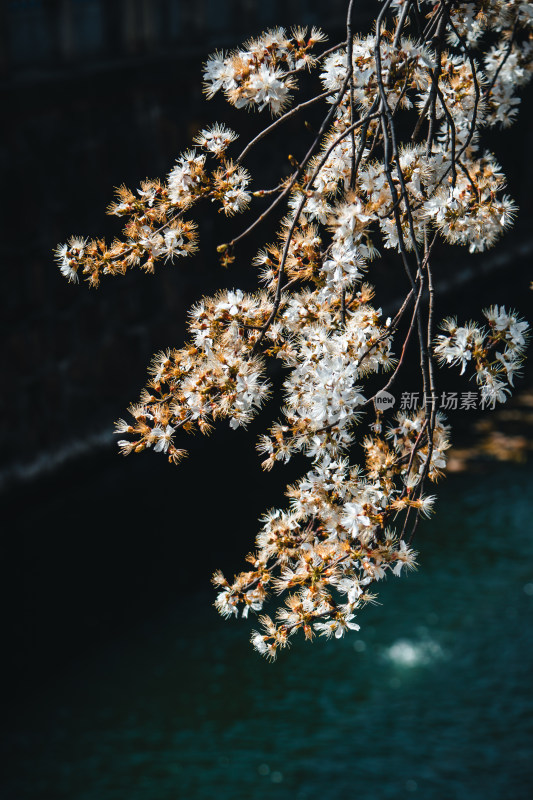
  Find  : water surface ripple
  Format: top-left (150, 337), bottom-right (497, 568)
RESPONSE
top-left (3, 465), bottom-right (533, 799)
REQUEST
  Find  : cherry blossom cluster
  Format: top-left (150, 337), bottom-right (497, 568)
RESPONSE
top-left (214, 454), bottom-right (426, 657)
top-left (434, 306), bottom-right (530, 408)
top-left (203, 26), bottom-right (328, 114)
top-left (55, 181), bottom-right (199, 286)
top-left (257, 294), bottom-right (395, 466)
top-left (54, 123), bottom-right (254, 283)
top-left (56, 1), bottom-right (531, 658)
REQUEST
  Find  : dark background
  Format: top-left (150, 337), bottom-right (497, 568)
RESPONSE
top-left (1, 0), bottom-right (532, 728)
top-left (1, 0), bottom-right (369, 711)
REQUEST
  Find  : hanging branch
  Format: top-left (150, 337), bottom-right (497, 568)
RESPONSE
top-left (55, 2), bottom-right (532, 659)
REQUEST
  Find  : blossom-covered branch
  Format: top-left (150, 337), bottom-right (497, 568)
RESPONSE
top-left (56, 2), bottom-right (532, 659)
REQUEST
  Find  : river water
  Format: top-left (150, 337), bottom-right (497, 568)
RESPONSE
top-left (3, 463), bottom-right (533, 799)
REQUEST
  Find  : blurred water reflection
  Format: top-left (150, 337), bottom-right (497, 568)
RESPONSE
top-left (3, 463), bottom-right (533, 799)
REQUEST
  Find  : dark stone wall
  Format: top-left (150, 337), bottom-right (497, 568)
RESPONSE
top-left (2, 1), bottom-right (364, 476)
top-left (2, 0), bottom-right (355, 78)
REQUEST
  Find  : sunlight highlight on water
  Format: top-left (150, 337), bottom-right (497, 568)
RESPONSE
top-left (384, 637), bottom-right (445, 667)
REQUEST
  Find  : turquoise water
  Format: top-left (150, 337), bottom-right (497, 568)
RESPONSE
top-left (4, 464), bottom-right (533, 799)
